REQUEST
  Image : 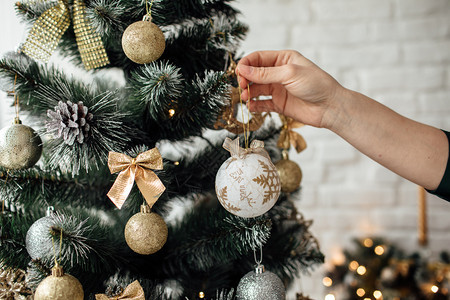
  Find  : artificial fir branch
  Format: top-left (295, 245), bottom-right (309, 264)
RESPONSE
top-left (162, 15), bottom-right (247, 79)
top-left (144, 70), bottom-right (230, 141)
top-left (128, 60), bottom-right (184, 120)
top-left (163, 205), bottom-right (272, 276)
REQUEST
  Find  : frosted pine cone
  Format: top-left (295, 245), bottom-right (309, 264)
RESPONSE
top-left (46, 101), bottom-right (93, 145)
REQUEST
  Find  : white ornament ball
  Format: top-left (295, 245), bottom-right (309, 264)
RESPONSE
top-left (215, 151), bottom-right (281, 218)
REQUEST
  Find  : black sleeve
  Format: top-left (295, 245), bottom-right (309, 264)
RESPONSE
top-left (426, 130), bottom-right (450, 202)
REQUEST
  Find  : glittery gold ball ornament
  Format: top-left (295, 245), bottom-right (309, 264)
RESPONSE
top-left (275, 157), bottom-right (302, 193)
top-left (215, 138), bottom-right (281, 218)
top-left (122, 15), bottom-right (165, 64)
top-left (124, 204), bottom-right (168, 255)
top-left (34, 264), bottom-right (84, 300)
top-left (236, 264), bottom-right (286, 300)
top-left (0, 118), bottom-right (42, 170)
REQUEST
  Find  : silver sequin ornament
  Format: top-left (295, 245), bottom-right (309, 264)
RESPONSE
top-left (25, 207), bottom-right (57, 260)
top-left (236, 264), bottom-right (285, 300)
top-left (0, 118), bottom-right (42, 170)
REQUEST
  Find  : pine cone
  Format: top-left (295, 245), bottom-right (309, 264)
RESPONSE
top-left (46, 101), bottom-right (93, 145)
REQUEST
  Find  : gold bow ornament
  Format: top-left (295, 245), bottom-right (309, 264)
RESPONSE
top-left (20, 0), bottom-right (110, 70)
top-left (277, 115), bottom-right (307, 153)
top-left (95, 280), bottom-right (145, 300)
top-left (107, 148), bottom-right (165, 209)
top-left (223, 137), bottom-right (269, 160)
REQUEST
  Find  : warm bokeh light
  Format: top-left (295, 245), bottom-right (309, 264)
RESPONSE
top-left (363, 238), bottom-right (373, 247)
top-left (169, 109), bottom-right (175, 117)
top-left (373, 290), bottom-right (382, 299)
top-left (349, 260), bottom-right (359, 271)
top-left (356, 288), bottom-right (366, 297)
top-left (357, 265), bottom-right (367, 275)
top-left (431, 285), bottom-right (439, 293)
top-left (199, 291), bottom-right (205, 298)
top-left (174, 161), bottom-right (180, 166)
top-left (325, 294), bottom-right (335, 300)
top-left (374, 245), bottom-right (385, 255)
top-left (323, 276), bottom-right (333, 287)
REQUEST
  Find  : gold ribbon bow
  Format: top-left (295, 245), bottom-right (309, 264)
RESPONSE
top-left (21, 0), bottom-right (110, 70)
top-left (223, 137), bottom-right (270, 160)
top-left (107, 148), bottom-right (165, 209)
top-left (277, 115), bottom-right (307, 153)
top-left (95, 280), bottom-right (145, 300)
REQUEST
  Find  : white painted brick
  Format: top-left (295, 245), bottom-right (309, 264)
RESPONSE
top-left (318, 185), bottom-right (396, 207)
top-left (373, 208), bottom-right (419, 230)
top-left (241, 23), bottom-right (289, 50)
top-left (394, 0), bottom-right (450, 17)
top-left (319, 43), bottom-right (400, 68)
top-left (358, 66), bottom-right (445, 92)
top-left (318, 139), bottom-right (358, 163)
top-left (403, 41), bottom-right (450, 64)
top-left (312, 0), bottom-right (392, 21)
top-left (234, 0), bottom-right (311, 26)
top-left (418, 90), bottom-right (450, 113)
top-left (369, 17), bottom-right (450, 42)
top-left (291, 22), bottom-right (370, 47)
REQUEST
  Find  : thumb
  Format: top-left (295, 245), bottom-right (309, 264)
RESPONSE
top-left (237, 64), bottom-right (294, 85)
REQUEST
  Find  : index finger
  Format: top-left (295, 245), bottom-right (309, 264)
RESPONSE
top-left (238, 50), bottom-right (297, 68)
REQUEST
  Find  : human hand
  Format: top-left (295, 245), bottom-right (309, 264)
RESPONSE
top-left (236, 50), bottom-right (345, 128)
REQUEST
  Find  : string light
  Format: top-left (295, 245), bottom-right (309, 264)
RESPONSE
top-left (349, 260), bottom-right (359, 271)
top-left (169, 109), bottom-right (175, 117)
top-left (356, 265), bottom-right (367, 275)
top-left (322, 277), bottom-right (333, 287)
top-left (374, 245), bottom-right (385, 255)
top-left (325, 294), bottom-right (335, 300)
top-left (431, 285), bottom-right (439, 293)
top-left (373, 290), bottom-right (382, 299)
top-left (174, 161), bottom-right (180, 166)
top-left (356, 288), bottom-right (365, 297)
top-left (363, 238), bottom-right (373, 247)
top-left (199, 291), bottom-right (205, 298)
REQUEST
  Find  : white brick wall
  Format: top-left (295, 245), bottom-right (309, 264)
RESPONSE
top-left (1, 0), bottom-right (450, 299)
top-left (233, 0), bottom-right (450, 299)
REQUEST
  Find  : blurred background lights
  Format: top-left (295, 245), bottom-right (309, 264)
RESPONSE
top-left (374, 245), bottom-right (385, 255)
top-left (363, 238), bottom-right (373, 247)
top-left (322, 277), bottom-right (333, 287)
top-left (373, 290), bottom-right (382, 299)
top-left (357, 265), bottom-right (367, 275)
top-left (325, 294), bottom-right (335, 300)
top-left (356, 288), bottom-right (365, 297)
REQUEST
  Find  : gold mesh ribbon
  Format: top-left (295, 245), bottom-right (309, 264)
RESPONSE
top-left (107, 148), bottom-right (165, 209)
top-left (21, 0), bottom-right (110, 70)
top-left (223, 137), bottom-right (270, 160)
top-left (277, 115), bottom-right (307, 153)
top-left (95, 280), bottom-right (145, 300)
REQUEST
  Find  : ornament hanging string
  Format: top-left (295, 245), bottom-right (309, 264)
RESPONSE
top-left (145, 0), bottom-right (155, 19)
top-left (51, 228), bottom-right (63, 267)
top-left (236, 71), bottom-right (251, 149)
top-left (253, 245), bottom-right (263, 266)
top-left (13, 74), bottom-right (20, 120)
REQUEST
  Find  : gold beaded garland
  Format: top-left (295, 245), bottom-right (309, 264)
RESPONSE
top-left (124, 204), bottom-right (168, 255)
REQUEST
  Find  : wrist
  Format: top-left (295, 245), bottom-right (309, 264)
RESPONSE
top-left (320, 85), bottom-right (353, 133)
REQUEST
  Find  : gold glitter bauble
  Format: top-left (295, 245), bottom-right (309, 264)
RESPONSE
top-left (275, 159), bottom-right (302, 193)
top-left (124, 205), bottom-right (168, 255)
top-left (34, 265), bottom-right (84, 300)
top-left (0, 121), bottom-right (42, 170)
top-left (121, 17), bottom-right (165, 64)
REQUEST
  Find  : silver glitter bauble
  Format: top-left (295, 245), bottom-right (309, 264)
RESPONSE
top-left (236, 265), bottom-right (285, 300)
top-left (25, 207), bottom-right (56, 260)
top-left (0, 118), bottom-right (42, 170)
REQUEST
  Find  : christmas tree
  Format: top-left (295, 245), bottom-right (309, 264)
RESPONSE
top-left (0, 0), bottom-right (323, 299)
